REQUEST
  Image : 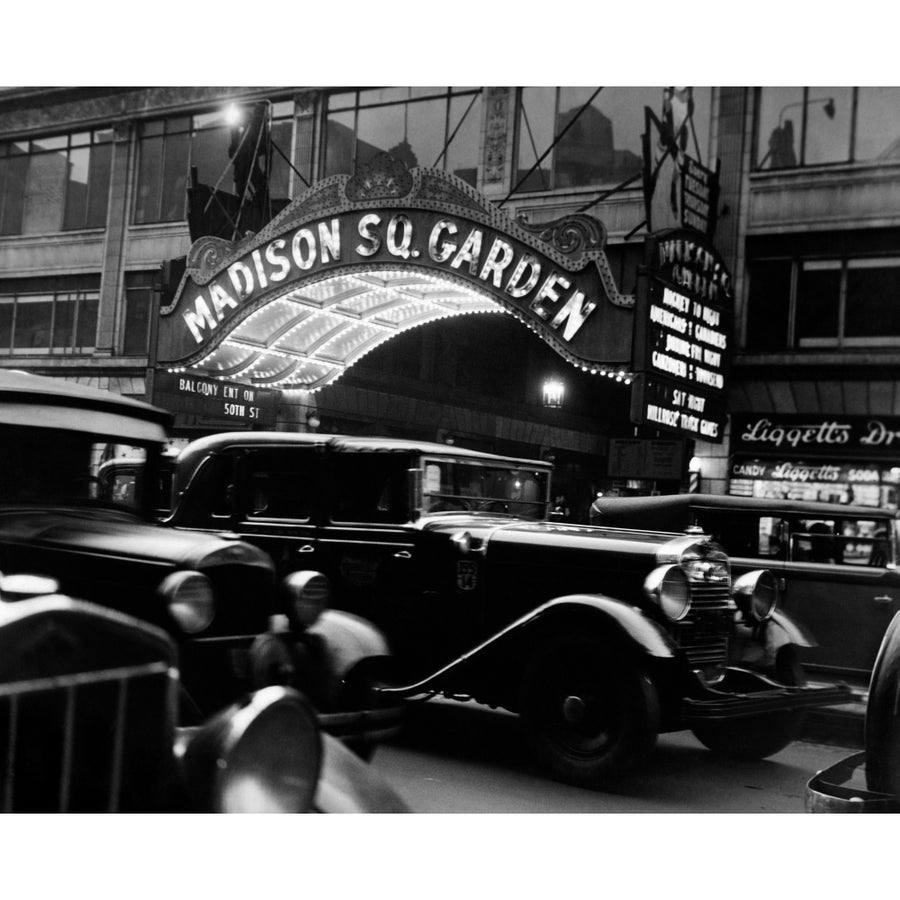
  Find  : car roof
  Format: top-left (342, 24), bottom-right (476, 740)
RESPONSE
top-left (595, 493), bottom-right (893, 528)
top-left (173, 430), bottom-right (554, 489)
top-left (0, 370), bottom-right (172, 442)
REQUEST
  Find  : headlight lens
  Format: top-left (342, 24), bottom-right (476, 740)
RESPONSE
top-left (644, 564), bottom-right (691, 621)
top-left (159, 571), bottom-right (215, 634)
top-left (179, 685), bottom-right (322, 813)
top-left (280, 570), bottom-right (330, 629)
top-left (732, 569), bottom-right (779, 622)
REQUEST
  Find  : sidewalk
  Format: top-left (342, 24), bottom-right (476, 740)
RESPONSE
top-left (801, 680), bottom-right (867, 749)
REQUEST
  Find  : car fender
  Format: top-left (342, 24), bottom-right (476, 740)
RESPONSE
top-left (730, 607), bottom-right (816, 672)
top-left (378, 594), bottom-right (676, 701)
top-left (306, 608), bottom-right (392, 681)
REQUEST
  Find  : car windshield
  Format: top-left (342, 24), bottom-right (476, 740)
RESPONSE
top-left (422, 457), bottom-right (549, 519)
top-left (0, 423), bottom-right (158, 512)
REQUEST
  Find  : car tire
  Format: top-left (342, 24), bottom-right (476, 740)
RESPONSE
top-left (690, 646), bottom-right (807, 759)
top-left (864, 612), bottom-right (900, 795)
top-left (519, 635), bottom-right (660, 788)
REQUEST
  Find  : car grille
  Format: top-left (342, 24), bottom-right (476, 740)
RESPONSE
top-left (0, 660), bottom-right (175, 812)
top-left (672, 578), bottom-right (732, 668)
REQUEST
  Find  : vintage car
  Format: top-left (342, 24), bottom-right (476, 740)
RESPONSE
top-left (0, 572), bottom-right (407, 812)
top-left (592, 493), bottom-right (899, 679)
top-left (0, 371), bottom-right (401, 751)
top-left (806, 610), bottom-right (900, 812)
top-left (161, 431), bottom-right (850, 788)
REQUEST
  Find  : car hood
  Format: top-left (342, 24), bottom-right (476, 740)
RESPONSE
top-left (0, 506), bottom-right (271, 569)
top-left (422, 515), bottom-right (679, 555)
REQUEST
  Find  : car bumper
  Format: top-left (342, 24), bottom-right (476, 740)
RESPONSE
top-left (682, 666), bottom-right (853, 722)
top-left (805, 751), bottom-right (898, 813)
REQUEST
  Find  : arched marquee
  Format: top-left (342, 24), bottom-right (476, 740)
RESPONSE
top-left (157, 153), bottom-right (637, 393)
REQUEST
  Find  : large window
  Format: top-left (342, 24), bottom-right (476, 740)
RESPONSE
top-left (0, 275), bottom-right (100, 355)
top-left (515, 87), bottom-right (712, 192)
top-left (746, 239), bottom-right (900, 350)
top-left (323, 88), bottom-right (483, 186)
top-left (122, 271), bottom-right (157, 356)
top-left (755, 87), bottom-right (900, 170)
top-left (0, 130), bottom-right (112, 235)
top-left (134, 101), bottom-right (296, 225)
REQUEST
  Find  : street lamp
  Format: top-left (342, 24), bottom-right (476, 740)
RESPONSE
top-left (542, 378), bottom-right (565, 409)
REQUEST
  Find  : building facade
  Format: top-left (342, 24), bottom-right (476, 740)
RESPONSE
top-left (1, 86), bottom-right (898, 518)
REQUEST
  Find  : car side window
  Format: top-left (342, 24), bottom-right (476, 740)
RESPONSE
top-left (238, 448), bottom-right (315, 521)
top-left (693, 510), bottom-right (786, 560)
top-left (177, 454), bottom-right (236, 527)
top-left (329, 455), bottom-right (410, 525)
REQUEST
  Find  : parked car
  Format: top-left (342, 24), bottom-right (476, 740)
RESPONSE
top-left (0, 371), bottom-right (401, 752)
top-left (806, 610), bottom-right (900, 813)
top-left (160, 431), bottom-right (850, 788)
top-left (592, 493), bottom-right (899, 678)
top-left (0, 572), bottom-right (407, 812)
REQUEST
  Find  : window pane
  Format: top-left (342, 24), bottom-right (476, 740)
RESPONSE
top-left (796, 263), bottom-right (841, 343)
top-left (757, 87), bottom-right (804, 169)
top-left (804, 87), bottom-right (852, 165)
top-left (13, 296), bottom-right (53, 352)
top-left (52, 294), bottom-right (75, 350)
top-left (86, 139), bottom-right (112, 227)
top-left (517, 86), bottom-right (555, 190)
top-left (359, 88), bottom-right (410, 106)
top-left (268, 118), bottom-right (293, 200)
top-left (160, 131), bottom-right (189, 221)
top-left (399, 97), bottom-right (445, 169)
top-left (324, 110), bottom-right (355, 176)
top-left (0, 148), bottom-right (27, 234)
top-left (63, 145), bottom-right (89, 229)
top-left (123, 285), bottom-right (152, 355)
top-left (356, 104), bottom-right (405, 167)
top-left (22, 148), bottom-right (67, 233)
top-left (190, 122), bottom-right (231, 188)
top-left (445, 92), bottom-right (481, 187)
top-left (746, 259), bottom-right (792, 350)
top-left (0, 298), bottom-right (13, 351)
top-left (135, 134), bottom-right (164, 223)
top-left (845, 259), bottom-right (900, 338)
top-left (855, 87), bottom-right (900, 161)
top-left (76, 294), bottom-right (98, 350)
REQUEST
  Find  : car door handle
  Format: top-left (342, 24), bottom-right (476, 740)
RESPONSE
top-left (394, 550), bottom-right (412, 559)
top-left (874, 595), bottom-right (894, 606)
top-left (296, 545), bottom-right (315, 554)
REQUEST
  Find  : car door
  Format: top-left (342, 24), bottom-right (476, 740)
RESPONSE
top-left (778, 514), bottom-right (900, 676)
top-left (229, 445), bottom-right (322, 578)
top-left (315, 452), bottom-right (417, 629)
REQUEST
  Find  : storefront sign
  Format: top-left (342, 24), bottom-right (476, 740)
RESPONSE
top-left (630, 229), bottom-right (733, 443)
top-left (732, 414), bottom-right (900, 456)
top-left (153, 370), bottom-right (277, 427)
top-left (608, 438), bottom-right (684, 480)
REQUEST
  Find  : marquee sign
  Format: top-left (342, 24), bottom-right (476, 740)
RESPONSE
top-left (630, 229), bottom-right (733, 443)
top-left (152, 370), bottom-right (277, 427)
top-left (157, 153), bottom-right (636, 392)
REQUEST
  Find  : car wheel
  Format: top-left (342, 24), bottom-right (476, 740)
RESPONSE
top-left (519, 635), bottom-right (660, 788)
top-left (864, 612), bottom-right (900, 795)
top-left (690, 646), bottom-right (807, 759)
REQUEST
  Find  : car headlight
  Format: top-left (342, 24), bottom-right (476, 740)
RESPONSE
top-left (178, 685), bottom-right (322, 813)
top-left (644, 564), bottom-right (691, 621)
top-left (280, 570), bottom-right (330, 629)
top-left (159, 570), bottom-right (215, 634)
top-left (732, 569), bottom-right (779, 622)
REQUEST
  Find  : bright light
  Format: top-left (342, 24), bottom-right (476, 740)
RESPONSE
top-left (542, 378), bottom-right (565, 408)
top-left (224, 103), bottom-right (242, 127)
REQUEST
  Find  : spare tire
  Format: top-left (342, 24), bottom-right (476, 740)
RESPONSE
top-left (864, 612), bottom-right (900, 794)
